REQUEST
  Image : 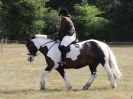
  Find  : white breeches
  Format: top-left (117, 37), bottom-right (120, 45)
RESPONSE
top-left (60, 33), bottom-right (76, 47)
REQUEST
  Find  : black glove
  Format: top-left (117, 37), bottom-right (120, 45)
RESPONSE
top-left (54, 36), bottom-right (58, 41)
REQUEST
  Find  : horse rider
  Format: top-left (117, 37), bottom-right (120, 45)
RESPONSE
top-left (58, 9), bottom-right (76, 66)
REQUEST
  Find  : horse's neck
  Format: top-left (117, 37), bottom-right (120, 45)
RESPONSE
top-left (37, 38), bottom-right (59, 57)
top-left (32, 38), bottom-right (53, 49)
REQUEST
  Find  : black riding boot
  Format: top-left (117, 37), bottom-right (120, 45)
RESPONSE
top-left (59, 46), bottom-right (67, 66)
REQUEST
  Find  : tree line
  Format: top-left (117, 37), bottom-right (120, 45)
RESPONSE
top-left (0, 0), bottom-right (133, 41)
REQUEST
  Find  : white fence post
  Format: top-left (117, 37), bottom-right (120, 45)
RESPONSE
top-left (1, 38), bottom-right (4, 52)
top-left (5, 38), bottom-right (8, 44)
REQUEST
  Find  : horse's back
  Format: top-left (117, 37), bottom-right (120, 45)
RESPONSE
top-left (75, 39), bottom-right (107, 49)
top-left (66, 39), bottom-right (106, 67)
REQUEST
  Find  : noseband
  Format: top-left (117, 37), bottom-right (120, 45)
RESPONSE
top-left (27, 53), bottom-right (40, 56)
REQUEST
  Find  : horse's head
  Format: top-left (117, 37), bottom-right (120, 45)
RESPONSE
top-left (26, 38), bottom-right (38, 62)
top-left (26, 34), bottom-right (54, 62)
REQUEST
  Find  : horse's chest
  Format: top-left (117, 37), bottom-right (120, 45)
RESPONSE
top-left (47, 45), bottom-right (61, 63)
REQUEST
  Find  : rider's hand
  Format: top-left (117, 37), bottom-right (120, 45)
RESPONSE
top-left (54, 37), bottom-right (58, 41)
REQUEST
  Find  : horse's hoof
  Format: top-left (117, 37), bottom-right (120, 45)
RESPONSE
top-left (67, 86), bottom-right (72, 91)
top-left (40, 87), bottom-right (45, 91)
top-left (112, 84), bottom-right (117, 89)
top-left (82, 86), bottom-right (89, 90)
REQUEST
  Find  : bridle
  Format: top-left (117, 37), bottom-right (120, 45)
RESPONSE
top-left (27, 52), bottom-right (40, 56)
top-left (27, 40), bottom-right (59, 57)
top-left (41, 40), bottom-right (56, 48)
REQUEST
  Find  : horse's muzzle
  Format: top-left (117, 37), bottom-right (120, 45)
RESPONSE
top-left (27, 55), bottom-right (34, 62)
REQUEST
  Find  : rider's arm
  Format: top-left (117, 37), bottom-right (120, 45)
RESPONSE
top-left (58, 17), bottom-right (66, 37)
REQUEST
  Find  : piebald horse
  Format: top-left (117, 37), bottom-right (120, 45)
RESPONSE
top-left (26, 34), bottom-right (122, 90)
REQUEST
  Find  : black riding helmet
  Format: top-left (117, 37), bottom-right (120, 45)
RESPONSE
top-left (58, 9), bottom-right (70, 17)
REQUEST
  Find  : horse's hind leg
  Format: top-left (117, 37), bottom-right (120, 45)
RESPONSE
top-left (56, 67), bottom-right (72, 90)
top-left (82, 63), bottom-right (98, 90)
top-left (102, 61), bottom-right (117, 89)
top-left (40, 65), bottom-right (54, 90)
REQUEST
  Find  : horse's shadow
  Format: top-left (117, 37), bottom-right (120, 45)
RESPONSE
top-left (0, 89), bottom-right (38, 95)
top-left (0, 88), bottom-right (64, 95)
top-left (0, 87), bottom-right (110, 95)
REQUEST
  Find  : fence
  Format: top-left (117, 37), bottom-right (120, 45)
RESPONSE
top-left (1, 38), bottom-right (133, 52)
top-left (0, 38), bottom-right (26, 52)
top-left (107, 42), bottom-right (133, 45)
top-left (1, 38), bottom-right (3, 52)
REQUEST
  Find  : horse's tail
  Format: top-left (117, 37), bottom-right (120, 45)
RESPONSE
top-left (107, 45), bottom-right (122, 79)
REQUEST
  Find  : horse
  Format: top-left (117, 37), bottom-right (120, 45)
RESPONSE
top-left (26, 34), bottom-right (122, 90)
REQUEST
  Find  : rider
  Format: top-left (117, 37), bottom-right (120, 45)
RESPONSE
top-left (58, 9), bottom-right (76, 66)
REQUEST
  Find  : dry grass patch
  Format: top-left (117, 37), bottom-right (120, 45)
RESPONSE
top-left (0, 44), bottom-right (133, 99)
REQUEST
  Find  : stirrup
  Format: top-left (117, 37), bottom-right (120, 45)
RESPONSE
top-left (58, 61), bottom-right (66, 66)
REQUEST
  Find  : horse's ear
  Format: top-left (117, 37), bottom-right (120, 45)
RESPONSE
top-left (26, 38), bottom-right (30, 42)
top-left (31, 35), bottom-right (36, 39)
top-left (26, 38), bottom-right (31, 44)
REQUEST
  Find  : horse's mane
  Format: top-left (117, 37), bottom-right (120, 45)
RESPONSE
top-left (31, 34), bottom-right (54, 40)
top-left (34, 34), bottom-right (47, 38)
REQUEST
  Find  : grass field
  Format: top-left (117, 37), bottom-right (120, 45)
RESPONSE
top-left (0, 44), bottom-right (133, 99)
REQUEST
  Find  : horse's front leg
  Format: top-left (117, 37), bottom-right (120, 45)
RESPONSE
top-left (82, 64), bottom-right (98, 90)
top-left (40, 66), bottom-right (53, 90)
top-left (82, 73), bottom-right (97, 90)
top-left (56, 67), bottom-right (72, 90)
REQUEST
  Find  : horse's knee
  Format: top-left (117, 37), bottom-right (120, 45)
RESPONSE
top-left (45, 65), bottom-right (54, 71)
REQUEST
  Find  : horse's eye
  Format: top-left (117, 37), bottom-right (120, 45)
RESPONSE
top-left (27, 53), bottom-right (31, 55)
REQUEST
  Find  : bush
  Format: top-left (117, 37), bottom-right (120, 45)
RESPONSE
top-left (42, 10), bottom-right (60, 36)
top-left (0, 0), bottom-right (47, 40)
top-left (73, 4), bottom-right (109, 40)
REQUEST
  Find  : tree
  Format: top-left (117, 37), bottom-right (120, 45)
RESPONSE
top-left (0, 0), bottom-right (3, 38)
top-left (108, 0), bottom-right (133, 41)
top-left (42, 10), bottom-right (60, 36)
top-left (73, 4), bottom-right (109, 40)
top-left (0, 0), bottom-right (1, 5)
top-left (87, 0), bottom-right (120, 20)
top-left (46, 0), bottom-right (82, 12)
top-left (0, 0), bottom-right (47, 40)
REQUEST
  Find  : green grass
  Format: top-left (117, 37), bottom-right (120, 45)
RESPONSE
top-left (0, 44), bottom-right (133, 99)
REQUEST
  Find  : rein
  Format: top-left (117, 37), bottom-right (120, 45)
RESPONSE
top-left (36, 40), bottom-right (58, 56)
top-left (48, 42), bottom-right (57, 50)
top-left (28, 40), bottom-right (56, 57)
top-left (41, 40), bottom-right (55, 47)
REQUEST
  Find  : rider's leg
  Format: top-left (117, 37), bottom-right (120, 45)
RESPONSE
top-left (59, 45), bottom-right (67, 64)
top-left (59, 33), bottom-right (76, 65)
